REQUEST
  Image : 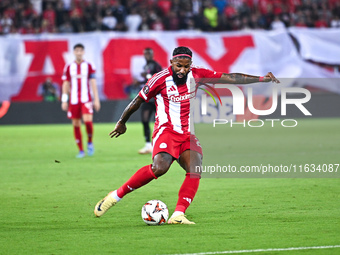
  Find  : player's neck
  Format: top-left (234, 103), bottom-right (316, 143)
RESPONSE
top-left (75, 59), bottom-right (83, 64)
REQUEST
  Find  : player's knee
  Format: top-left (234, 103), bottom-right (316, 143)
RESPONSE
top-left (152, 153), bottom-right (173, 177)
top-left (72, 119), bottom-right (81, 127)
top-left (151, 163), bottom-right (170, 177)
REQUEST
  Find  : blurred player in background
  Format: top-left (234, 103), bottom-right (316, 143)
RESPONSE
top-left (61, 43), bottom-right (100, 158)
top-left (138, 48), bottom-right (162, 154)
top-left (94, 46), bottom-right (279, 224)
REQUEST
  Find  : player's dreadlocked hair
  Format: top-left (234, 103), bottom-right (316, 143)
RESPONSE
top-left (172, 46), bottom-right (192, 60)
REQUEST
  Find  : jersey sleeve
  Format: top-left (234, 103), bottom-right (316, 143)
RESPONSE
top-left (138, 73), bottom-right (162, 102)
top-left (194, 67), bottom-right (223, 84)
top-left (61, 64), bottom-right (71, 81)
top-left (88, 62), bottom-right (96, 79)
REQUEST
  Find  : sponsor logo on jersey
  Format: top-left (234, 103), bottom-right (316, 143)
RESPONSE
top-left (72, 74), bottom-right (87, 79)
top-left (169, 92), bottom-right (195, 102)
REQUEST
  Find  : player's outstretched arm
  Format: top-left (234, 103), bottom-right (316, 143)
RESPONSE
top-left (109, 95), bottom-right (144, 138)
top-left (219, 72), bottom-right (280, 84)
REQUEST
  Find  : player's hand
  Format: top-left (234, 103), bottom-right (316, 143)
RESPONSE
top-left (263, 72), bottom-right (280, 83)
top-left (109, 121), bottom-right (127, 138)
top-left (94, 100), bottom-right (101, 112)
top-left (61, 102), bottom-right (68, 111)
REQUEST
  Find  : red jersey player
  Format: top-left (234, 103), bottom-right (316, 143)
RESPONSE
top-left (61, 44), bottom-right (101, 158)
top-left (94, 46), bottom-right (280, 223)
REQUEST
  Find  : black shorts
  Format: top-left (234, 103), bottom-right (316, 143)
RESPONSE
top-left (141, 99), bottom-right (156, 112)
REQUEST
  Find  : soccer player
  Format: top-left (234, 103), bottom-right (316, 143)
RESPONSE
top-left (138, 48), bottom-right (162, 154)
top-left (94, 46), bottom-right (279, 223)
top-left (61, 43), bottom-right (100, 158)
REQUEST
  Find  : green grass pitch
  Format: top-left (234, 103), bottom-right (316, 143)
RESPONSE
top-left (0, 119), bottom-right (339, 255)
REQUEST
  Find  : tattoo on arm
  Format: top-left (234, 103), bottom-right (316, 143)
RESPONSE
top-left (119, 96), bottom-right (143, 124)
top-left (221, 73), bottom-right (260, 84)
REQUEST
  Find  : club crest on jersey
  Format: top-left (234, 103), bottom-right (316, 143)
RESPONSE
top-left (159, 143), bottom-right (167, 149)
top-left (169, 92), bottom-right (195, 103)
top-left (143, 85), bottom-right (149, 95)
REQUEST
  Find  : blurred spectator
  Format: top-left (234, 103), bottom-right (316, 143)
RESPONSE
top-left (333, 1), bottom-right (340, 17)
top-left (248, 13), bottom-right (262, 29)
top-left (30, 0), bottom-right (43, 15)
top-left (295, 16), bottom-right (307, 27)
top-left (0, 0), bottom-right (338, 35)
top-left (186, 18), bottom-right (196, 30)
top-left (240, 16), bottom-right (251, 30)
top-left (40, 77), bottom-right (59, 102)
top-left (178, 2), bottom-right (194, 30)
top-left (3, 2), bottom-right (16, 20)
top-left (203, 1), bottom-right (219, 30)
top-left (20, 21), bottom-right (36, 34)
top-left (125, 8), bottom-right (142, 32)
top-left (43, 3), bottom-right (55, 27)
top-left (213, 0), bottom-right (227, 14)
top-left (157, 0), bottom-right (172, 16)
top-left (83, 1), bottom-right (99, 32)
top-left (271, 16), bottom-right (286, 30)
top-left (70, 7), bottom-right (83, 32)
top-left (55, 1), bottom-right (65, 28)
top-left (138, 14), bottom-right (151, 31)
top-left (224, 4), bottom-right (237, 20)
top-left (41, 18), bottom-right (55, 33)
top-left (164, 11), bottom-right (179, 30)
top-left (102, 9), bottom-right (117, 31)
top-left (59, 20), bottom-right (73, 33)
top-left (0, 13), bottom-right (13, 34)
top-left (112, 0), bottom-right (126, 24)
top-left (151, 17), bottom-right (165, 31)
top-left (238, 1), bottom-right (251, 17)
top-left (61, 0), bottom-right (72, 11)
top-left (192, 0), bottom-right (202, 16)
top-left (171, 0), bottom-right (182, 14)
top-left (314, 15), bottom-right (328, 28)
top-left (330, 16), bottom-right (340, 28)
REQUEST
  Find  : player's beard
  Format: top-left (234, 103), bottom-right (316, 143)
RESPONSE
top-left (172, 69), bottom-right (188, 85)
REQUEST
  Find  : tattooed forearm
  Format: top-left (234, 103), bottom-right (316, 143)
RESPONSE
top-left (220, 73), bottom-right (260, 84)
top-left (119, 95), bottom-right (143, 123)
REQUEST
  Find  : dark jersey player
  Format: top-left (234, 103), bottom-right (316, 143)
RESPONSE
top-left (94, 46), bottom-right (280, 224)
top-left (138, 48), bottom-right (162, 154)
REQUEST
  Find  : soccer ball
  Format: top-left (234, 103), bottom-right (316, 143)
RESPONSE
top-left (141, 200), bottom-right (169, 225)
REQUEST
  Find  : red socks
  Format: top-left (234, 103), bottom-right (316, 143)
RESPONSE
top-left (115, 167), bottom-right (200, 213)
top-left (73, 122), bottom-right (93, 152)
top-left (85, 121), bottom-right (93, 144)
top-left (74, 126), bottom-right (83, 152)
top-left (175, 173), bottom-right (201, 213)
top-left (117, 165), bottom-right (157, 198)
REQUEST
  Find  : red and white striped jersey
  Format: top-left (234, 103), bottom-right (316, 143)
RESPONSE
top-left (62, 61), bottom-right (96, 105)
top-left (139, 66), bottom-right (222, 135)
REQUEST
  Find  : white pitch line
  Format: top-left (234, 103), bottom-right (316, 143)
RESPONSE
top-left (161, 245), bottom-right (340, 255)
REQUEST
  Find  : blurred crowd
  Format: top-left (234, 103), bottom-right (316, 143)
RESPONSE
top-left (1, 0), bottom-right (340, 35)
